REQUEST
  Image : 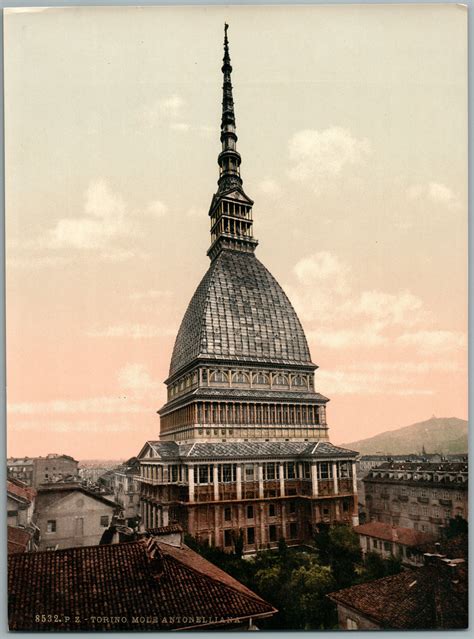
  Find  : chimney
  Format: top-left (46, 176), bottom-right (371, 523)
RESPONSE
top-left (144, 538), bottom-right (164, 580)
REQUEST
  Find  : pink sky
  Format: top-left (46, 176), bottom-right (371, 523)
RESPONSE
top-left (6, 5), bottom-right (467, 459)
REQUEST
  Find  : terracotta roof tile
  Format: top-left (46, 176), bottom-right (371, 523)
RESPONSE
top-left (354, 522), bottom-right (435, 547)
top-left (8, 539), bottom-right (276, 631)
top-left (7, 480), bottom-right (36, 504)
top-left (328, 561), bottom-right (468, 629)
top-left (7, 526), bottom-right (32, 555)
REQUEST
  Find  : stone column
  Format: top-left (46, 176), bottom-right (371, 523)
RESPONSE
top-left (236, 464), bottom-right (242, 500)
top-left (281, 502), bottom-right (287, 539)
top-left (259, 503), bottom-right (266, 548)
top-left (162, 506), bottom-right (169, 527)
top-left (188, 464), bottom-right (195, 503)
top-left (213, 464), bottom-right (219, 501)
top-left (332, 461), bottom-right (339, 495)
top-left (258, 463), bottom-right (264, 499)
top-left (311, 462), bottom-right (319, 497)
top-left (352, 461), bottom-right (358, 495)
top-left (214, 506), bottom-right (220, 547)
top-left (279, 463), bottom-right (285, 497)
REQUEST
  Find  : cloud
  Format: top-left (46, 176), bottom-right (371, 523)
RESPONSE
top-left (258, 178), bottom-right (283, 198)
top-left (146, 200), bottom-right (168, 218)
top-left (316, 369), bottom-right (434, 396)
top-left (309, 328), bottom-right (387, 349)
top-left (87, 324), bottom-right (175, 339)
top-left (12, 420), bottom-right (131, 433)
top-left (186, 206), bottom-right (206, 218)
top-left (8, 397), bottom-right (146, 415)
top-left (294, 252), bottom-right (349, 294)
top-left (140, 94), bottom-right (185, 126)
top-left (170, 122), bottom-right (191, 132)
top-left (350, 290), bottom-right (428, 329)
top-left (129, 290), bottom-right (172, 301)
top-left (117, 363), bottom-right (158, 399)
top-left (288, 127), bottom-right (371, 187)
top-left (396, 330), bottom-right (467, 355)
top-left (406, 182), bottom-right (461, 210)
top-left (47, 179), bottom-right (136, 250)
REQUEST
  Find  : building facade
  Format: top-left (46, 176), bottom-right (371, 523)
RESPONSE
top-left (136, 25), bottom-right (358, 553)
top-left (8, 454), bottom-right (79, 489)
top-left (35, 484), bottom-right (119, 550)
top-left (111, 458), bottom-right (141, 520)
top-left (363, 461), bottom-right (468, 536)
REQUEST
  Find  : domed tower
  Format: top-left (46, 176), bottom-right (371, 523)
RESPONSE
top-left (138, 27), bottom-right (358, 545)
top-left (159, 25), bottom-right (329, 444)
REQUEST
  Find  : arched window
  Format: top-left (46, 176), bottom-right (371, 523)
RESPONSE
top-left (210, 370), bottom-right (229, 384)
top-left (253, 372), bottom-right (269, 386)
top-left (232, 371), bottom-right (249, 385)
top-left (273, 373), bottom-right (289, 386)
top-left (292, 375), bottom-right (306, 388)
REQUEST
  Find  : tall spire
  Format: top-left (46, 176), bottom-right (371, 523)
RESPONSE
top-left (207, 24), bottom-right (257, 261)
top-left (218, 23), bottom-right (243, 193)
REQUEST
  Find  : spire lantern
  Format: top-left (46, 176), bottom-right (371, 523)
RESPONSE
top-left (207, 24), bottom-right (258, 262)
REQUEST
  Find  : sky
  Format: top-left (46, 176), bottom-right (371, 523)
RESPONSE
top-left (5, 4), bottom-right (467, 459)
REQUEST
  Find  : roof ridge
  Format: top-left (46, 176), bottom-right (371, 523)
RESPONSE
top-left (163, 552), bottom-right (275, 612)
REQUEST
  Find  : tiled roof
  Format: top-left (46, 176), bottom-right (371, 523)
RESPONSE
top-left (169, 250), bottom-right (314, 377)
top-left (7, 480), bottom-right (36, 504)
top-left (142, 440), bottom-right (357, 461)
top-left (328, 561), bottom-right (468, 629)
top-left (7, 526), bottom-right (32, 555)
top-left (161, 387), bottom-right (330, 414)
top-left (354, 522), bottom-right (434, 547)
top-left (145, 524), bottom-right (183, 536)
top-left (8, 539), bottom-right (276, 631)
top-left (371, 461), bottom-right (468, 472)
top-left (36, 484), bottom-right (119, 509)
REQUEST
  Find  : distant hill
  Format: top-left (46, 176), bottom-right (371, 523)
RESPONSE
top-left (342, 417), bottom-right (468, 456)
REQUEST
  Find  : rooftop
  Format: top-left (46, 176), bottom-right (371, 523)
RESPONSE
top-left (7, 526), bottom-right (32, 555)
top-left (141, 439), bottom-right (357, 461)
top-left (168, 250), bottom-right (314, 379)
top-left (7, 479), bottom-right (36, 504)
top-left (8, 538), bottom-right (276, 631)
top-left (328, 559), bottom-right (468, 629)
top-left (353, 522), bottom-right (435, 547)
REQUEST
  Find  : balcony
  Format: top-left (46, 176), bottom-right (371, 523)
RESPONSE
top-left (399, 495), bottom-right (409, 502)
top-left (429, 516), bottom-right (443, 524)
top-left (417, 496), bottom-right (429, 504)
top-left (380, 493), bottom-right (390, 500)
top-left (439, 498), bottom-right (452, 507)
top-left (338, 478), bottom-right (353, 494)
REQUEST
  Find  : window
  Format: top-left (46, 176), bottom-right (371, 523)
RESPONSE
top-left (269, 525), bottom-right (277, 542)
top-left (100, 515), bottom-right (109, 527)
top-left (346, 618), bottom-right (358, 630)
top-left (286, 462), bottom-right (295, 479)
top-left (224, 507), bottom-right (232, 522)
top-left (245, 465), bottom-right (255, 482)
top-left (372, 539), bottom-right (378, 549)
top-left (247, 505), bottom-right (254, 520)
top-left (46, 520), bottom-right (56, 533)
top-left (339, 462), bottom-right (350, 478)
top-left (264, 463), bottom-right (276, 481)
top-left (219, 464), bottom-right (236, 483)
top-left (384, 541), bottom-right (391, 551)
top-left (198, 465), bottom-right (210, 485)
top-left (247, 527), bottom-right (255, 545)
top-left (319, 463), bottom-right (331, 480)
top-left (7, 510), bottom-right (17, 517)
top-left (224, 530), bottom-right (233, 547)
top-left (289, 522), bottom-right (298, 539)
top-left (269, 503), bottom-right (276, 517)
top-left (288, 501), bottom-right (296, 514)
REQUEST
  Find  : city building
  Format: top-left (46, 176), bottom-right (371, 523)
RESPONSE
top-left (135, 26), bottom-right (358, 553)
top-left (110, 457), bottom-right (141, 521)
top-left (328, 550), bottom-right (467, 630)
top-left (7, 478), bottom-right (36, 528)
top-left (35, 484), bottom-right (119, 550)
top-left (353, 521), bottom-right (435, 567)
top-left (7, 526), bottom-right (35, 555)
top-left (363, 461), bottom-right (468, 535)
top-left (8, 454), bottom-right (79, 489)
top-left (8, 534), bottom-right (277, 631)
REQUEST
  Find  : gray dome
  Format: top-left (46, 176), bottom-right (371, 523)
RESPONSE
top-left (169, 250), bottom-right (313, 377)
